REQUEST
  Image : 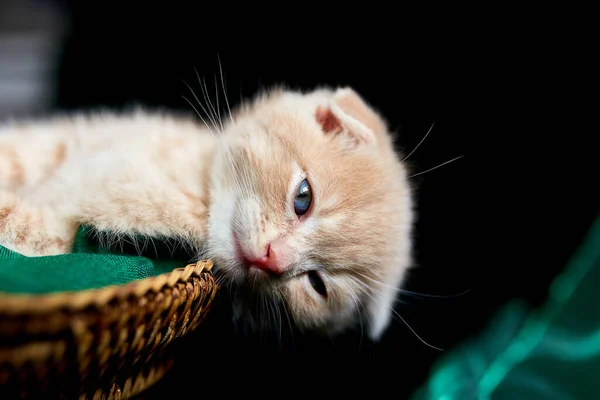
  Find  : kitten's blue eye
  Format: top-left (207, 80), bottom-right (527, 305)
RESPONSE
top-left (294, 178), bottom-right (312, 216)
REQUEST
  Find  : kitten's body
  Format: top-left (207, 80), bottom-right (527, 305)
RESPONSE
top-left (1, 112), bottom-right (214, 253)
top-left (0, 87), bottom-right (412, 340)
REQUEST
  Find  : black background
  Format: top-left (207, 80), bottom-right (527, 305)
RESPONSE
top-left (46, 1), bottom-right (597, 397)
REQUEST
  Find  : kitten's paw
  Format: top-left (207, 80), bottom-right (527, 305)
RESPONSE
top-left (0, 190), bottom-right (76, 256)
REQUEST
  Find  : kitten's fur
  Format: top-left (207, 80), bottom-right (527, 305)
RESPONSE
top-left (0, 87), bottom-right (412, 340)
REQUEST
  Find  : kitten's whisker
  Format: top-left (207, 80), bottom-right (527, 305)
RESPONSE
top-left (189, 70), bottom-right (249, 198)
top-left (349, 292), bottom-right (365, 356)
top-left (274, 297), bottom-right (283, 346)
top-left (264, 293), bottom-right (274, 334)
top-left (386, 302), bottom-right (444, 352)
top-left (200, 76), bottom-right (222, 133)
top-left (193, 69), bottom-right (219, 132)
top-left (217, 54), bottom-right (235, 124)
top-left (280, 296), bottom-right (296, 347)
top-left (181, 79), bottom-right (217, 132)
top-left (214, 57), bottom-right (253, 198)
top-left (355, 284), bottom-right (444, 351)
top-left (181, 95), bottom-right (245, 196)
top-left (180, 91), bottom-right (215, 136)
top-left (271, 298), bottom-right (281, 345)
top-left (350, 277), bottom-right (414, 307)
top-left (214, 74), bottom-right (223, 132)
top-left (213, 274), bottom-right (229, 287)
top-left (407, 155), bottom-right (464, 179)
top-left (355, 272), bottom-right (470, 299)
top-left (259, 294), bottom-right (266, 332)
top-left (401, 121), bottom-right (435, 162)
top-left (264, 295), bottom-right (271, 332)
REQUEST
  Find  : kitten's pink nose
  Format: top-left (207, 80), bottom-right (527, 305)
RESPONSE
top-left (245, 244), bottom-right (282, 275)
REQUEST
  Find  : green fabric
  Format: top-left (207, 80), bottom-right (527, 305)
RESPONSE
top-left (412, 212), bottom-right (600, 400)
top-left (0, 227), bottom-right (186, 294)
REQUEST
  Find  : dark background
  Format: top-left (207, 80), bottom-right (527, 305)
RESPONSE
top-left (2, 1), bottom-right (597, 397)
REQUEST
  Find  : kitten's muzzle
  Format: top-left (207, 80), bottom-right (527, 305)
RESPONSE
top-left (233, 232), bottom-right (284, 276)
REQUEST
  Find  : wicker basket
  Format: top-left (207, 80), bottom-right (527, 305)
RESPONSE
top-left (0, 260), bottom-right (218, 399)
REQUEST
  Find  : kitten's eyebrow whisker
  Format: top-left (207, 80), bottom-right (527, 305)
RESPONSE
top-left (407, 155), bottom-right (464, 179)
top-left (180, 94), bottom-right (217, 139)
top-left (186, 71), bottom-right (247, 196)
top-left (218, 56), bottom-right (256, 198)
top-left (211, 56), bottom-right (253, 198)
top-left (192, 68), bottom-right (217, 132)
top-left (184, 75), bottom-right (217, 133)
top-left (401, 120), bottom-right (435, 162)
top-left (214, 74), bottom-right (223, 132)
top-left (217, 54), bottom-right (235, 125)
top-left (181, 95), bottom-right (245, 195)
top-left (199, 75), bottom-right (221, 133)
top-left (181, 83), bottom-right (222, 147)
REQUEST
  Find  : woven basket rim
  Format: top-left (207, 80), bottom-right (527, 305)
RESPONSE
top-left (0, 260), bottom-right (213, 314)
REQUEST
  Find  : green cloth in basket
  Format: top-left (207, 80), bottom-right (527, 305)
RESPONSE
top-left (0, 226), bottom-right (187, 294)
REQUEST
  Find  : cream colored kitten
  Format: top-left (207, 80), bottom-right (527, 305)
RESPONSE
top-left (0, 87), bottom-right (412, 340)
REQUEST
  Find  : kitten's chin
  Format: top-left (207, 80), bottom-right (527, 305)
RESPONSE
top-left (228, 285), bottom-right (291, 336)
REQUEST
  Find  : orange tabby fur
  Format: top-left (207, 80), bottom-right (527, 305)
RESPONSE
top-left (0, 87), bottom-right (412, 340)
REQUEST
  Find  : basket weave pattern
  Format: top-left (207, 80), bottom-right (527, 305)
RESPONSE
top-left (0, 261), bottom-right (218, 399)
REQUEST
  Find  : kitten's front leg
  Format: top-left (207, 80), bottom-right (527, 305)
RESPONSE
top-left (0, 191), bottom-right (78, 256)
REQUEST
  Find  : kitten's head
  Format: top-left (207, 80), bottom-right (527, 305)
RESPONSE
top-left (206, 86), bottom-right (412, 341)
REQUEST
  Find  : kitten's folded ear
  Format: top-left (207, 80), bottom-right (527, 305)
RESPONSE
top-left (315, 87), bottom-right (388, 148)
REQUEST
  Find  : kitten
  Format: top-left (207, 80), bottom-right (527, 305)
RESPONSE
top-left (0, 87), bottom-right (412, 341)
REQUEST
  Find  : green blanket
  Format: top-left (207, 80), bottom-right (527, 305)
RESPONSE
top-left (0, 227), bottom-right (186, 294)
top-left (412, 212), bottom-right (600, 400)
